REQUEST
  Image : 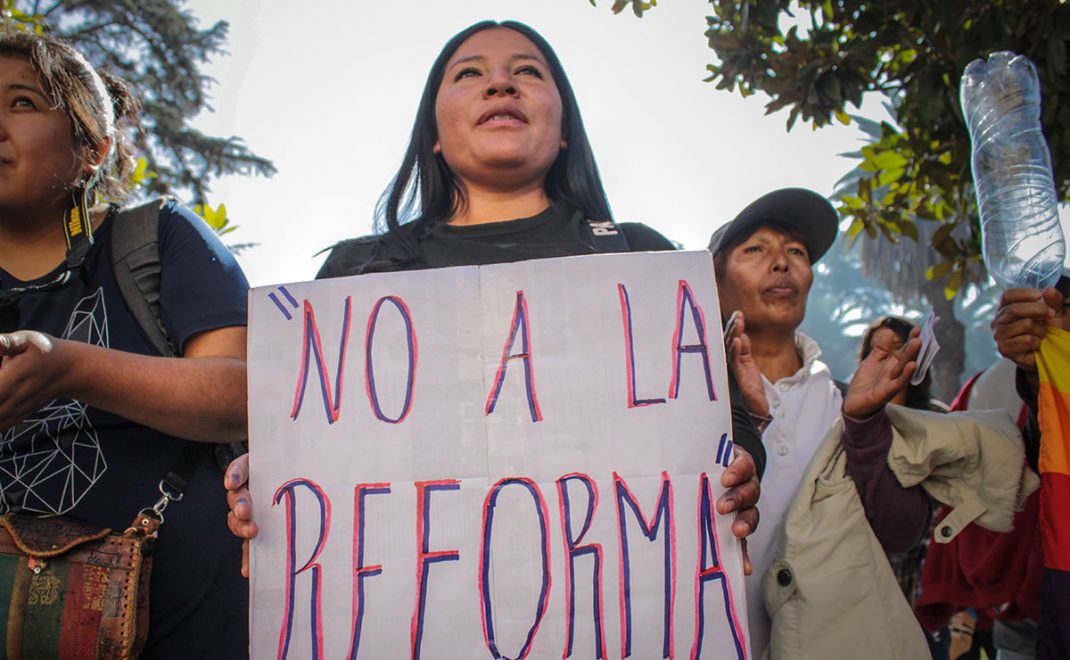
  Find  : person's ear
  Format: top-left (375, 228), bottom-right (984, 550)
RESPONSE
top-left (560, 139), bottom-right (568, 149)
top-left (82, 137), bottom-right (112, 178)
top-left (432, 141), bottom-right (442, 155)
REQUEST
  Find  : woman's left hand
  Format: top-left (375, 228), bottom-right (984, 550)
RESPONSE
top-left (717, 447), bottom-right (760, 575)
top-left (225, 453), bottom-right (258, 578)
top-left (843, 326), bottom-right (921, 419)
top-left (0, 331), bottom-right (70, 430)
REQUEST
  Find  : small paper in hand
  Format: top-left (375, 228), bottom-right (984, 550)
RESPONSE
top-left (911, 311), bottom-right (941, 386)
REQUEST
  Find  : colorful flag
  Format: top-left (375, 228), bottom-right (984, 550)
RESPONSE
top-left (1034, 325), bottom-right (1070, 657)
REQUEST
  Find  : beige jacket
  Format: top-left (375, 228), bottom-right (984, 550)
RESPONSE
top-left (760, 405), bottom-right (1039, 660)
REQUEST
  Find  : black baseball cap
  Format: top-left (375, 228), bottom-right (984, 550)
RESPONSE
top-left (707, 188), bottom-right (839, 264)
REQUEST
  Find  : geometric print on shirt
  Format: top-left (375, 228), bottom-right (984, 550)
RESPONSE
top-left (0, 288), bottom-right (108, 515)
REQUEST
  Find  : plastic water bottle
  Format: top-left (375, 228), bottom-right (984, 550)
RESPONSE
top-left (961, 51), bottom-right (1065, 290)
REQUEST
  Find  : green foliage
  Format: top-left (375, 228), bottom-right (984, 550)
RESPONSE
top-left (192, 201), bottom-right (256, 254)
top-left (708, 0), bottom-right (1070, 294)
top-left (127, 156), bottom-right (157, 189)
top-left (1, 0), bottom-right (275, 207)
top-left (2, 1), bottom-right (271, 250)
top-left (193, 202), bottom-right (233, 235)
top-left (605, 0), bottom-right (1070, 297)
top-left (588, 0), bottom-right (655, 18)
top-left (830, 112), bottom-right (977, 396)
top-left (837, 115), bottom-right (986, 301)
top-left (1, 0), bottom-right (44, 32)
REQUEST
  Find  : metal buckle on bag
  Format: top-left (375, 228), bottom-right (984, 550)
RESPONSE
top-left (139, 480), bottom-right (184, 525)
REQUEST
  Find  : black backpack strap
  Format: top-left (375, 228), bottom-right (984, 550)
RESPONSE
top-left (160, 443), bottom-right (208, 501)
top-left (580, 212), bottom-right (630, 253)
top-left (111, 198), bottom-right (176, 357)
top-left (111, 198), bottom-right (247, 474)
top-left (107, 199), bottom-right (205, 513)
top-left (137, 441), bottom-right (208, 526)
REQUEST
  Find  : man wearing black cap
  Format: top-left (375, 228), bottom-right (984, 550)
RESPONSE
top-left (709, 188), bottom-right (931, 656)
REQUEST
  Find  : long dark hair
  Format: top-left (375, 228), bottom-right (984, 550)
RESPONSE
top-left (859, 316), bottom-right (935, 411)
top-left (373, 20), bottom-right (612, 260)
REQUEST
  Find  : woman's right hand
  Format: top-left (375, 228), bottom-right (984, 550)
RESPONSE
top-left (0, 331), bottom-right (62, 431)
top-left (225, 453), bottom-right (259, 578)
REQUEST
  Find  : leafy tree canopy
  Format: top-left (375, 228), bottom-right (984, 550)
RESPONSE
top-left (1, 0), bottom-right (275, 207)
top-left (600, 0), bottom-right (1070, 296)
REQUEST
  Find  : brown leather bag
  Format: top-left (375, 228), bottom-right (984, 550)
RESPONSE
top-left (0, 511), bottom-right (160, 659)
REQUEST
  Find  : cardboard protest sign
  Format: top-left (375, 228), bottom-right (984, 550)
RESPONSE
top-left (248, 250), bottom-right (750, 659)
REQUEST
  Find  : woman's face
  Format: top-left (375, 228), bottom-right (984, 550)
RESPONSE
top-left (0, 56), bottom-right (81, 218)
top-left (434, 28), bottom-right (564, 193)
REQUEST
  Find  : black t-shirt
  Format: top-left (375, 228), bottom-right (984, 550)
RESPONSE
top-left (318, 203), bottom-right (766, 477)
top-left (0, 202), bottom-right (249, 658)
top-left (318, 201), bottom-right (674, 275)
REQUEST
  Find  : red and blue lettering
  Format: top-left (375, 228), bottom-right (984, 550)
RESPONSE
top-left (617, 283), bottom-right (667, 408)
top-left (364, 296), bottom-right (418, 424)
top-left (480, 477), bottom-right (552, 660)
top-left (291, 297), bottom-right (352, 424)
top-left (614, 472), bottom-right (676, 659)
top-left (557, 473), bottom-right (607, 659)
top-left (689, 473), bottom-right (746, 660)
top-left (411, 480), bottom-right (461, 660)
top-left (273, 478), bottom-right (332, 660)
top-left (668, 280), bottom-right (716, 402)
top-left (486, 291), bottom-right (543, 422)
top-left (347, 483), bottom-right (391, 660)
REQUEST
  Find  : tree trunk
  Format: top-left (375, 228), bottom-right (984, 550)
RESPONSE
top-left (922, 282), bottom-right (966, 404)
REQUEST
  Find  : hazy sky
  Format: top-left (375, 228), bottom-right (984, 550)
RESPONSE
top-left (183, 0), bottom-right (1066, 288)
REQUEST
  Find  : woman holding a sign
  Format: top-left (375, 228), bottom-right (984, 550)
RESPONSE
top-left (226, 19), bottom-right (765, 574)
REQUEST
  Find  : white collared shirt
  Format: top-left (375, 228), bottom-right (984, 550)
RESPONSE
top-left (745, 332), bottom-right (843, 657)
